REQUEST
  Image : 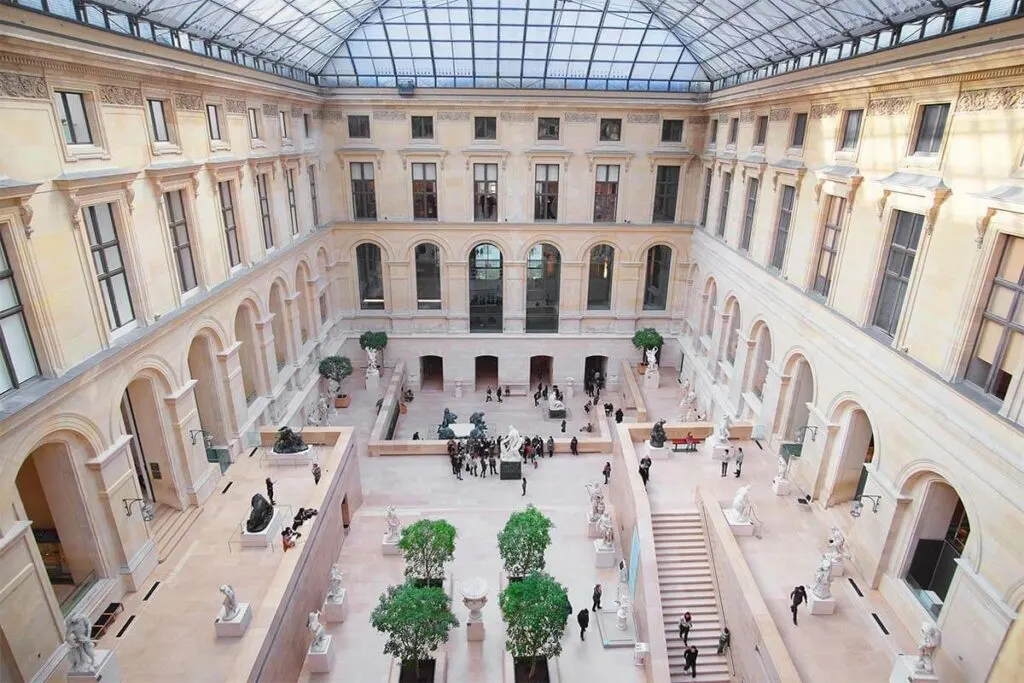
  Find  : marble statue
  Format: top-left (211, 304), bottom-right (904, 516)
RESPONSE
top-left (598, 513), bottom-right (614, 550)
top-left (220, 584), bottom-right (240, 621)
top-left (774, 454), bottom-right (788, 482)
top-left (616, 592), bottom-right (631, 630)
top-left (650, 420), bottom-right (667, 448)
top-left (65, 614), bottom-right (97, 674)
top-left (645, 347), bottom-right (659, 371)
top-left (680, 379), bottom-right (691, 400)
top-left (827, 526), bottom-right (847, 563)
top-left (307, 609), bottom-right (328, 652)
top-left (585, 482), bottom-right (606, 522)
top-left (914, 622), bottom-right (941, 674)
top-left (714, 414), bottom-right (732, 445)
top-left (366, 348), bottom-right (380, 376)
top-left (327, 565), bottom-right (344, 603)
top-left (246, 493), bottom-right (274, 533)
top-left (547, 391), bottom-right (565, 412)
top-left (731, 485), bottom-right (752, 524)
top-left (811, 554), bottom-right (834, 600)
top-left (679, 387), bottom-right (699, 421)
top-left (384, 506), bottom-right (401, 543)
top-left (501, 425), bottom-right (525, 460)
top-left (618, 559), bottom-right (628, 586)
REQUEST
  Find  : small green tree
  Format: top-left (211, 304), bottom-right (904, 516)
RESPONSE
top-left (499, 572), bottom-right (569, 679)
top-left (359, 330), bottom-right (389, 351)
top-left (398, 519), bottom-right (457, 584)
top-left (497, 506), bottom-right (553, 577)
top-left (632, 327), bottom-right (664, 355)
top-left (318, 356), bottom-right (353, 396)
top-left (370, 583), bottom-right (459, 676)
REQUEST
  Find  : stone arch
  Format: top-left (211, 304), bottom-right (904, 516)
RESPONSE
top-left (459, 235), bottom-right (514, 262)
top-left (746, 318), bottom-right (774, 397)
top-left (584, 242), bottom-right (618, 311)
top-left (525, 242), bottom-right (561, 333)
top-left (468, 242), bottom-right (504, 333)
top-left (722, 295), bottom-right (743, 365)
top-left (229, 289), bottom-right (268, 322)
top-left (575, 235), bottom-right (626, 263)
top-left (187, 330), bottom-right (231, 447)
top-left (630, 236), bottom-right (676, 263)
top-left (411, 240), bottom-right (444, 311)
top-left (315, 246), bottom-right (330, 277)
top-left (776, 349), bottom-right (817, 441)
top-left (821, 395), bottom-right (879, 507)
top-left (701, 277), bottom-right (719, 337)
top-left (640, 243), bottom-right (674, 311)
top-left (344, 233), bottom-right (396, 261)
top-left (233, 299), bottom-right (264, 404)
top-left (406, 233), bottom-right (455, 262)
top-left (267, 278), bottom-right (292, 368)
top-left (516, 235), bottom-right (569, 261)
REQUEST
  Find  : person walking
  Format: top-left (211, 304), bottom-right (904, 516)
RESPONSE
top-left (720, 448), bottom-right (732, 477)
top-left (790, 586), bottom-right (807, 625)
top-left (602, 461), bottom-right (611, 485)
top-left (547, 436), bottom-right (555, 457)
top-left (639, 464), bottom-right (650, 488)
top-left (486, 387), bottom-right (493, 402)
top-left (734, 447), bottom-right (745, 477)
top-left (534, 391), bottom-right (541, 407)
top-left (570, 436), bottom-right (579, 456)
top-left (497, 389), bottom-right (503, 403)
top-left (560, 419), bottom-right (566, 433)
top-left (311, 462), bottom-right (322, 485)
top-left (576, 608), bottom-right (590, 641)
top-left (717, 627), bottom-right (731, 654)
top-left (489, 455), bottom-right (497, 475)
top-left (592, 584), bottom-right (602, 612)
top-left (682, 646), bottom-right (699, 678)
top-left (521, 477), bottom-right (527, 496)
top-left (678, 612), bottom-right (692, 645)
top-left (615, 408), bottom-right (624, 423)
top-left (455, 457), bottom-right (463, 481)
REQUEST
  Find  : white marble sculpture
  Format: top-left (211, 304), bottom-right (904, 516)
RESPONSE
top-left (547, 391), bottom-right (565, 412)
top-left (327, 565), bottom-right (344, 603)
top-left (220, 584), bottom-right (240, 621)
top-left (645, 347), bottom-right (658, 371)
top-left (914, 622), bottom-right (941, 674)
top-left (65, 614), bottom-right (98, 674)
top-left (585, 482), bottom-right (606, 522)
top-left (616, 593), bottom-right (631, 631)
top-left (366, 348), bottom-right (380, 376)
top-left (307, 609), bottom-right (328, 652)
top-left (775, 455), bottom-right (788, 482)
top-left (598, 513), bottom-right (614, 550)
top-left (730, 485), bottom-right (752, 523)
top-left (679, 379), bottom-right (691, 400)
top-left (827, 526), bottom-right (847, 563)
top-left (679, 387), bottom-right (699, 421)
top-left (384, 506), bottom-right (401, 543)
top-left (618, 559), bottom-right (629, 586)
top-left (714, 414), bottom-right (732, 445)
top-left (461, 577), bottom-right (488, 624)
top-left (811, 554), bottom-right (834, 600)
top-left (501, 425), bottom-right (525, 460)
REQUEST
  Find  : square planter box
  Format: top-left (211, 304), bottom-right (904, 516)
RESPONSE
top-left (387, 653), bottom-right (447, 683)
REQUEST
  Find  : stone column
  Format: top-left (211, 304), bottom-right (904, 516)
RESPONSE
top-left (163, 379), bottom-right (220, 506)
top-left (217, 341), bottom-right (249, 459)
top-left (446, 260), bottom-right (469, 333)
top-left (708, 310), bottom-right (729, 379)
top-left (790, 404), bottom-right (839, 500)
top-left (334, 260), bottom-right (356, 323)
top-left (729, 337), bottom-right (756, 411)
top-left (255, 315), bottom-right (280, 391)
top-left (307, 275), bottom-right (325, 341)
top-left (669, 257), bottom-right (690, 334)
top-left (387, 260), bottom-right (413, 332)
top-left (756, 361), bottom-right (788, 441)
top-left (284, 293), bottom-right (305, 359)
top-left (614, 261), bottom-right (642, 332)
top-left (847, 465), bottom-right (912, 588)
top-left (504, 260), bottom-right (526, 333)
top-left (559, 261), bottom-right (584, 334)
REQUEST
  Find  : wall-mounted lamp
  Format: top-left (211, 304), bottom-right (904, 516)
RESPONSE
top-left (850, 494), bottom-right (882, 518)
top-left (796, 425), bottom-right (819, 442)
top-left (189, 429), bottom-right (213, 448)
top-left (123, 498), bottom-right (155, 521)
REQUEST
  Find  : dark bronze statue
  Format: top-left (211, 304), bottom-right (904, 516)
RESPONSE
top-left (246, 493), bottom-right (274, 533)
top-left (650, 419), bottom-right (668, 449)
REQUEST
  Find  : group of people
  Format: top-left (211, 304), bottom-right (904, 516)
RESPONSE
top-left (281, 507), bottom-right (318, 551)
top-left (484, 386), bottom-right (508, 403)
top-left (719, 446), bottom-right (745, 478)
top-left (677, 612), bottom-right (732, 678)
top-left (447, 437), bottom-right (499, 480)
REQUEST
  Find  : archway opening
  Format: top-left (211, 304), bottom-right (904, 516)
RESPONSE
top-left (234, 303), bottom-right (260, 404)
top-left (295, 264), bottom-right (312, 345)
top-left (585, 355), bottom-right (608, 389)
top-left (470, 243), bottom-right (503, 332)
top-left (268, 282), bottom-right (289, 370)
top-left (475, 355), bottom-right (499, 392)
top-left (121, 376), bottom-right (182, 510)
top-left (724, 299), bottom-right (742, 364)
top-left (827, 408), bottom-right (875, 507)
top-left (781, 357), bottom-right (814, 440)
top-left (188, 333), bottom-right (229, 471)
top-left (525, 243), bottom-right (560, 332)
top-left (316, 249), bottom-right (331, 324)
top-left (420, 355), bottom-right (444, 391)
top-left (905, 480), bottom-right (969, 619)
top-left (530, 355), bottom-right (553, 388)
top-left (702, 279), bottom-right (718, 337)
top-left (749, 324), bottom-right (773, 398)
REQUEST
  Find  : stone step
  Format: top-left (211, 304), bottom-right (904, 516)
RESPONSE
top-left (652, 524), bottom-right (703, 533)
top-left (657, 567), bottom-right (712, 578)
top-left (661, 609), bottom-right (720, 621)
top-left (659, 585), bottom-right (716, 596)
top-left (660, 597), bottom-right (718, 608)
top-left (656, 550), bottom-right (710, 560)
top-left (651, 512), bottom-right (700, 518)
top-left (652, 535), bottom-right (707, 544)
top-left (155, 505), bottom-right (203, 563)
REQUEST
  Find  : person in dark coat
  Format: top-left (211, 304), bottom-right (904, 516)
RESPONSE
top-left (592, 584), bottom-right (602, 611)
top-left (602, 461), bottom-right (611, 484)
top-left (311, 462), bottom-right (322, 485)
top-left (682, 646), bottom-right (698, 678)
top-left (639, 465), bottom-right (650, 487)
top-left (547, 436), bottom-right (555, 456)
top-left (570, 436), bottom-right (579, 456)
top-left (560, 419), bottom-right (566, 433)
top-left (615, 408), bottom-right (624, 423)
top-left (576, 608), bottom-right (590, 641)
top-left (790, 585), bottom-right (807, 625)
top-left (521, 477), bottom-right (527, 496)
top-left (678, 612), bottom-right (692, 644)
top-left (265, 477), bottom-right (275, 506)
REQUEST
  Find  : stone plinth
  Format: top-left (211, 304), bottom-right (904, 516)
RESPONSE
top-left (723, 508), bottom-right (754, 536)
top-left (808, 592), bottom-right (836, 615)
top-left (366, 372), bottom-right (380, 393)
top-left (500, 458), bottom-right (522, 480)
top-left (454, 380), bottom-right (463, 398)
top-left (265, 446), bottom-right (312, 466)
top-left (241, 509), bottom-right (284, 548)
top-left (382, 534), bottom-right (401, 555)
top-left (586, 513), bottom-right (602, 538)
top-left (645, 442), bottom-right (670, 461)
top-left (829, 557), bottom-right (846, 577)
top-left (461, 577), bottom-right (488, 642)
top-left (594, 540), bottom-right (616, 568)
top-left (68, 650), bottom-right (122, 683)
top-left (643, 370), bottom-right (660, 389)
top-left (214, 602), bottom-right (252, 637)
top-left (323, 591), bottom-right (346, 623)
top-left (773, 478), bottom-right (792, 496)
top-left (889, 655), bottom-right (939, 683)
top-left (595, 607), bottom-right (637, 648)
top-left (547, 407), bottom-right (567, 419)
top-left (306, 635), bottom-right (335, 673)
top-left (705, 441), bottom-right (730, 461)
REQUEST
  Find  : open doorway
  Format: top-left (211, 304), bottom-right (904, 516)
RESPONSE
top-left (529, 355), bottom-right (553, 389)
top-left (904, 479), bottom-right (969, 619)
top-left (475, 355), bottom-right (499, 392)
top-left (121, 377), bottom-right (183, 510)
top-left (420, 355), bottom-right (444, 391)
top-left (827, 407), bottom-right (876, 507)
top-left (585, 355), bottom-right (608, 390)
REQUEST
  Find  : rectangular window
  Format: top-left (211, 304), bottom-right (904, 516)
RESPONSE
top-left (164, 190), bottom-right (198, 293)
top-left (473, 163), bottom-right (498, 221)
top-left (218, 181), bottom-right (241, 268)
top-left (533, 164), bottom-right (559, 221)
top-left (756, 115), bottom-right (768, 145)
top-left (278, 111), bottom-right (288, 139)
top-left (709, 119), bottom-right (719, 145)
top-left (412, 162), bottom-right (438, 220)
top-left (303, 113), bottom-right (312, 139)
top-left (728, 118), bottom-right (738, 144)
top-left (147, 99), bottom-right (169, 142)
top-left (699, 168), bottom-right (713, 227)
top-left (0, 235), bottom-right (40, 394)
top-left (770, 185), bottom-right (797, 270)
top-left (717, 172), bottom-right (732, 236)
top-left (206, 104), bottom-right (221, 140)
top-left (661, 119), bottom-right (683, 143)
top-left (57, 91), bottom-right (92, 145)
top-left (248, 107), bottom-right (260, 139)
top-left (308, 165), bottom-right (320, 227)
top-left (812, 195), bottom-right (846, 297)
top-left (285, 169), bottom-right (298, 235)
top-left (82, 203), bottom-right (135, 330)
top-left (599, 118), bottom-right (622, 142)
top-left (593, 165), bottom-right (620, 222)
top-left (965, 235), bottom-right (1024, 401)
top-left (350, 162), bottom-right (377, 220)
top-left (257, 173), bottom-right (274, 248)
top-left (872, 210), bottom-right (925, 337)
top-left (411, 115), bottom-right (434, 139)
top-left (739, 177), bottom-right (759, 251)
top-left (538, 117), bottom-right (560, 141)
top-left (348, 114), bottom-right (370, 138)
top-left (652, 165), bottom-right (680, 223)
top-left (475, 116), bottom-right (497, 140)
top-left (913, 103), bottom-right (950, 155)
top-left (840, 109), bottom-right (863, 150)
top-left (791, 112), bottom-right (808, 147)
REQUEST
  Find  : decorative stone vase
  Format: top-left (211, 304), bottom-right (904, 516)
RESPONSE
top-left (461, 577), bottom-right (488, 641)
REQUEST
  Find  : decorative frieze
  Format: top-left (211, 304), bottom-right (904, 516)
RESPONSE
top-left (956, 86), bottom-right (1024, 112)
top-left (98, 85), bottom-right (142, 106)
top-left (225, 99), bottom-right (246, 114)
top-left (686, 115), bottom-right (710, 124)
top-left (290, 105), bottom-right (303, 117)
top-left (810, 103), bottom-right (840, 119)
top-left (564, 112), bottom-right (598, 123)
top-left (499, 111), bottom-right (534, 122)
top-left (717, 114), bottom-right (730, 123)
top-left (626, 113), bottom-right (660, 124)
top-left (174, 93), bottom-right (203, 111)
top-left (769, 107), bottom-right (791, 122)
top-left (0, 72), bottom-right (48, 99)
top-left (373, 109), bottom-right (407, 121)
top-left (867, 97), bottom-right (912, 116)
top-left (740, 109), bottom-right (755, 123)
top-left (263, 103), bottom-right (279, 116)
top-left (438, 111), bottom-right (471, 121)
top-left (318, 108), bottom-right (344, 122)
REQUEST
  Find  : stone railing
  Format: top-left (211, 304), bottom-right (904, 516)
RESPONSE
top-left (618, 359), bottom-right (649, 422)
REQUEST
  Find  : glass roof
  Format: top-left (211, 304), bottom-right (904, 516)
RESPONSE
top-left (58, 0), bottom-right (993, 89)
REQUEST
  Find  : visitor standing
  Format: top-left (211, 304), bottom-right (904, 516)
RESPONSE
top-left (734, 447), bottom-right (745, 477)
top-left (489, 455), bottom-right (497, 475)
top-left (790, 586), bottom-right (807, 625)
top-left (486, 387), bottom-right (493, 402)
top-left (265, 477), bottom-right (276, 506)
top-left (602, 461), bottom-right (611, 485)
top-left (521, 477), bottom-right (527, 496)
top-left (615, 408), bottom-right (624, 423)
top-left (678, 612), bottom-right (692, 644)
top-left (720, 448), bottom-right (732, 477)
top-left (497, 390), bottom-right (503, 403)
top-left (534, 391), bottom-right (541, 407)
top-left (639, 464), bottom-right (650, 488)
top-left (717, 627), bottom-right (731, 654)
top-left (560, 419), bottom-right (566, 433)
top-left (682, 646), bottom-right (699, 678)
top-left (547, 436), bottom-right (555, 457)
top-left (592, 584), bottom-right (602, 611)
top-left (577, 608), bottom-right (590, 641)
top-left (570, 436), bottom-right (579, 456)
top-left (311, 462), bottom-right (322, 485)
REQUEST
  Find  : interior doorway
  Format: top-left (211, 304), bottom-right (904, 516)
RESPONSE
top-left (827, 408), bottom-right (876, 507)
top-left (420, 355), bottom-right (444, 391)
top-left (585, 355), bottom-right (608, 389)
top-left (121, 378), bottom-right (182, 510)
top-left (904, 480), bottom-right (969, 619)
top-left (475, 355), bottom-right (499, 391)
top-left (530, 355), bottom-right (553, 389)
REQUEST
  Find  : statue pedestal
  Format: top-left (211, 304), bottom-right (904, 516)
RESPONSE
top-left (547, 407), bottom-right (567, 419)
top-left (306, 635), bottom-right (335, 673)
top-left (68, 650), bottom-right (121, 683)
top-left (323, 591), bottom-right (346, 623)
top-left (241, 509), bottom-right (284, 548)
top-left (643, 370), bottom-right (660, 389)
top-left (467, 621), bottom-right (485, 641)
top-left (889, 655), bottom-right (939, 683)
top-left (772, 478), bottom-right (792, 496)
top-left (500, 458), bottom-right (522, 480)
top-left (722, 509), bottom-right (754, 537)
top-left (586, 514), bottom-right (602, 538)
top-left (454, 380), bottom-right (463, 398)
top-left (829, 557), bottom-right (846, 577)
top-left (645, 442), bottom-right (670, 461)
top-left (807, 593), bottom-right (836, 615)
top-left (705, 442), bottom-right (730, 461)
top-left (366, 372), bottom-right (380, 393)
top-left (214, 602), bottom-right (252, 637)
top-left (266, 446), bottom-right (312, 466)
top-left (594, 540), bottom-right (616, 568)
top-left (382, 535), bottom-right (401, 555)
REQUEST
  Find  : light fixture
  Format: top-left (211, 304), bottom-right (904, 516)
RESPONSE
top-left (189, 429), bottom-right (213, 448)
top-left (796, 425), bottom-right (818, 442)
top-left (123, 498), bottom-right (156, 521)
top-left (850, 494), bottom-right (881, 518)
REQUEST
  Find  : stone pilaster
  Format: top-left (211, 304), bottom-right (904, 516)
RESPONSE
top-left (216, 341), bottom-right (248, 458)
top-left (504, 260), bottom-right (525, 333)
top-left (756, 361), bottom-right (788, 441)
top-left (163, 379), bottom-right (220, 506)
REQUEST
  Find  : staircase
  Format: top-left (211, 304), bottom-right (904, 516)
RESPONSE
top-left (652, 511), bottom-right (731, 682)
top-left (150, 504), bottom-right (203, 562)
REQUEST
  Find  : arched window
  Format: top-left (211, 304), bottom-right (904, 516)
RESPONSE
top-left (642, 245), bottom-right (672, 311)
top-left (587, 245), bottom-right (615, 310)
top-left (356, 243), bottom-right (384, 310)
top-left (469, 243), bottom-right (502, 332)
top-left (725, 300), bottom-right (741, 364)
top-left (526, 243), bottom-right (560, 332)
top-left (415, 243), bottom-right (441, 310)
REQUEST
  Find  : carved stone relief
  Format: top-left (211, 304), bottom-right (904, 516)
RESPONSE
top-left (810, 103), bottom-right (840, 119)
top-left (867, 97), bottom-right (912, 116)
top-left (956, 87), bottom-right (1024, 112)
top-left (565, 112), bottom-right (598, 123)
top-left (499, 111), bottom-right (534, 122)
top-left (99, 85), bottom-right (143, 106)
top-left (0, 72), bottom-right (48, 99)
top-left (291, 105), bottom-right (303, 117)
top-left (374, 109), bottom-right (407, 121)
top-left (686, 115), bottom-right (710, 124)
top-left (626, 113), bottom-right (660, 124)
top-left (225, 99), bottom-right (246, 114)
top-left (740, 109), bottom-right (755, 123)
top-left (263, 103), bottom-right (279, 116)
top-left (769, 107), bottom-right (791, 122)
top-left (438, 111), bottom-right (471, 121)
top-left (175, 93), bottom-right (203, 111)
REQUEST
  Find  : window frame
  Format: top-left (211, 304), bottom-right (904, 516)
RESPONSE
top-left (350, 161), bottom-right (378, 221)
top-left (82, 202), bottom-right (136, 333)
top-left (206, 103), bottom-right (223, 141)
top-left (709, 119), bottom-right (719, 146)
top-left (474, 116), bottom-right (497, 141)
top-left (147, 99), bottom-right (170, 143)
top-left (217, 179), bottom-right (243, 269)
top-left (790, 112), bottom-right (808, 149)
top-left (0, 231), bottom-right (41, 395)
top-left (411, 115), bottom-right (435, 140)
top-left (56, 91), bottom-right (93, 145)
top-left (839, 109), bottom-right (864, 152)
top-left (642, 244), bottom-right (673, 311)
top-left (412, 162), bottom-right (439, 221)
top-left (661, 119), bottom-right (684, 143)
top-left (50, 80), bottom-right (109, 162)
top-left (308, 164), bottom-right (320, 227)
top-left (911, 103), bottom-right (951, 157)
top-left (142, 91), bottom-right (182, 156)
top-left (770, 185), bottom-right (797, 272)
top-left (278, 110), bottom-right (290, 142)
top-left (256, 172), bottom-right (275, 250)
top-left (355, 242), bottom-right (386, 310)
top-left (303, 112), bottom-right (312, 139)
top-left (248, 107), bottom-right (261, 140)
top-left (716, 171), bottom-right (733, 237)
top-left (537, 117), bottom-right (560, 141)
top-left (163, 189), bottom-right (200, 295)
top-left (699, 167), bottom-right (713, 228)
top-left (348, 114), bottom-right (371, 139)
top-left (285, 167), bottom-right (299, 235)
top-left (593, 164), bottom-right (620, 223)
top-left (652, 165), bottom-right (680, 223)
top-left (414, 242), bottom-right (442, 310)
top-left (599, 118), bottom-right (622, 142)
top-left (755, 115), bottom-right (768, 146)
top-left (727, 117), bottom-right (738, 145)
top-left (534, 164), bottom-right (559, 221)
top-left (870, 210), bottom-right (926, 338)
top-left (473, 163), bottom-right (499, 222)
top-left (811, 194), bottom-right (846, 299)
top-left (739, 176), bottom-right (759, 251)
top-left (586, 244), bottom-right (615, 311)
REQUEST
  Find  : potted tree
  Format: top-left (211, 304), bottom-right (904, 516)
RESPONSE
top-left (371, 582), bottom-right (458, 683)
top-left (319, 356), bottom-right (353, 409)
top-left (360, 330), bottom-right (389, 367)
top-left (398, 519), bottom-right (457, 590)
top-left (497, 506), bottom-right (553, 581)
top-left (499, 571), bottom-right (569, 682)
top-left (632, 327), bottom-right (664, 374)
